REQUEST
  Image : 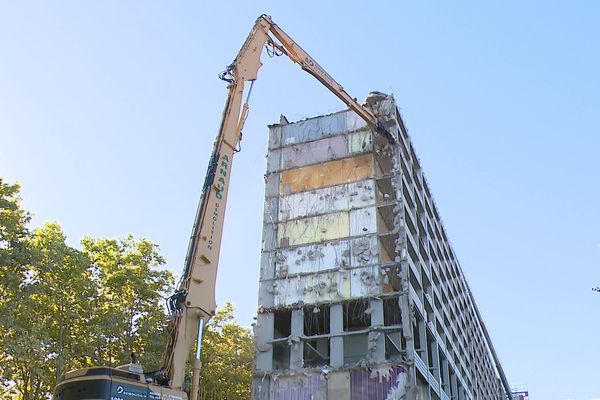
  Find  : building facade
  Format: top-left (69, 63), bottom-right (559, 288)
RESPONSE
top-left (252, 93), bottom-right (510, 400)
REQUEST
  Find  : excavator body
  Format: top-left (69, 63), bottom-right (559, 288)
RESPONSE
top-left (52, 366), bottom-right (186, 400)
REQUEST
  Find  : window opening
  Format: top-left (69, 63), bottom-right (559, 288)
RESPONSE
top-left (303, 338), bottom-right (330, 367)
top-left (272, 309), bottom-right (291, 370)
top-left (343, 299), bottom-right (371, 331)
top-left (304, 305), bottom-right (330, 336)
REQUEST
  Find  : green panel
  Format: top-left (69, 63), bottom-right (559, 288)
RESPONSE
top-left (347, 129), bottom-right (372, 154)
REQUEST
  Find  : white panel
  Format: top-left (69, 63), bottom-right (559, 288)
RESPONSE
top-left (278, 179), bottom-right (376, 221)
top-left (281, 110), bottom-right (368, 146)
top-left (274, 240), bottom-right (350, 276)
top-left (278, 186), bottom-right (347, 222)
top-left (345, 111), bottom-right (370, 132)
top-left (272, 266), bottom-right (385, 307)
top-left (348, 180), bottom-right (376, 210)
top-left (280, 135), bottom-right (348, 170)
top-left (350, 235), bottom-right (379, 267)
top-left (349, 207), bottom-right (378, 236)
top-left (349, 265), bottom-right (382, 297)
top-left (272, 270), bottom-right (351, 307)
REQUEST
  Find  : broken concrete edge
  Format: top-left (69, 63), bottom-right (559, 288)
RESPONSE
top-left (266, 91), bottom-right (387, 129)
top-left (256, 290), bottom-right (408, 314)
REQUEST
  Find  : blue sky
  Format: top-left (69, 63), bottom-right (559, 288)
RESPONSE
top-left (1, 1), bottom-right (599, 398)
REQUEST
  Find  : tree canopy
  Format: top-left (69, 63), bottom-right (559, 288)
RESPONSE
top-left (0, 178), bottom-right (254, 399)
top-left (199, 301), bottom-right (254, 400)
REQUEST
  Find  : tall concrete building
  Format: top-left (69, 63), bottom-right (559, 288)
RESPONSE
top-left (252, 93), bottom-right (511, 400)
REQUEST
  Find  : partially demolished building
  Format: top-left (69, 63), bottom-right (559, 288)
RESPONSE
top-left (253, 93), bottom-right (510, 400)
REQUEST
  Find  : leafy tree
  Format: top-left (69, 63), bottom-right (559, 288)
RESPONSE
top-left (199, 301), bottom-right (254, 400)
top-left (81, 235), bottom-right (174, 370)
top-left (0, 179), bottom-right (33, 398)
top-left (0, 179), bottom-right (253, 399)
top-left (0, 179), bottom-right (31, 301)
top-left (1, 221), bottom-right (92, 399)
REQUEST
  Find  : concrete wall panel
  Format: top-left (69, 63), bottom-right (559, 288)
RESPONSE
top-left (272, 270), bottom-right (351, 307)
top-left (272, 266), bottom-right (385, 307)
top-left (348, 180), bottom-right (376, 210)
top-left (272, 373), bottom-right (325, 400)
top-left (274, 240), bottom-right (350, 276)
top-left (279, 154), bottom-right (373, 194)
top-left (277, 212), bottom-right (349, 247)
top-left (281, 110), bottom-right (368, 146)
top-left (349, 265), bottom-right (382, 297)
top-left (327, 371), bottom-right (351, 400)
top-left (268, 125), bottom-right (282, 149)
top-left (349, 207), bottom-right (378, 236)
top-left (350, 367), bottom-right (406, 400)
top-left (281, 135), bottom-right (348, 170)
top-left (350, 235), bottom-right (379, 267)
top-left (278, 179), bottom-right (376, 221)
top-left (266, 148), bottom-right (282, 174)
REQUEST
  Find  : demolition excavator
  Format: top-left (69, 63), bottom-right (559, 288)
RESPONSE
top-left (52, 15), bottom-right (392, 400)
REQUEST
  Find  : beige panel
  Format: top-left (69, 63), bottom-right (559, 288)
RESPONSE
top-left (277, 212), bottom-right (349, 247)
top-left (279, 154), bottom-right (373, 194)
top-left (327, 371), bottom-right (351, 399)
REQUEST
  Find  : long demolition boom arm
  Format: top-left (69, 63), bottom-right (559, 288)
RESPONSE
top-left (159, 15), bottom-right (391, 398)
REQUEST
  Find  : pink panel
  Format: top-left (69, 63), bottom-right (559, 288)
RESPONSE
top-left (350, 367), bottom-right (406, 400)
top-left (273, 373), bottom-right (323, 400)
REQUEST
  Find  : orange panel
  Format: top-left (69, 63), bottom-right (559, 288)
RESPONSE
top-left (279, 154), bottom-right (373, 194)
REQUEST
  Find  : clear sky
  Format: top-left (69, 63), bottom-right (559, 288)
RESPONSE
top-left (1, 1), bottom-right (599, 399)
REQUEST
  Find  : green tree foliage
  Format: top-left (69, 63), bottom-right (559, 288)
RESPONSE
top-left (0, 179), bottom-right (31, 301)
top-left (81, 235), bottom-right (174, 369)
top-left (0, 179), bottom-right (175, 399)
top-left (0, 179), bottom-right (254, 399)
top-left (199, 301), bottom-right (254, 400)
top-left (3, 222), bottom-right (94, 398)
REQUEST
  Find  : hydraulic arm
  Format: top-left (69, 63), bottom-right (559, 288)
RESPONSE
top-left (159, 14), bottom-right (393, 399)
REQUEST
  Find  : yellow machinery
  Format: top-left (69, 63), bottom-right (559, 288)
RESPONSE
top-left (52, 15), bottom-right (392, 400)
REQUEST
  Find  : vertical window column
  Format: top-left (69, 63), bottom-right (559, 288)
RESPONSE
top-left (290, 308), bottom-right (303, 369)
top-left (369, 298), bottom-right (385, 363)
top-left (255, 312), bottom-right (275, 372)
top-left (330, 303), bottom-right (344, 367)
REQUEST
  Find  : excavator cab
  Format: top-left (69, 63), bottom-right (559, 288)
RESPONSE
top-left (53, 363), bottom-right (187, 400)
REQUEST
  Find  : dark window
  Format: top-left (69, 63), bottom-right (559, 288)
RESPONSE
top-left (383, 296), bottom-right (401, 325)
top-left (111, 369), bottom-right (142, 381)
top-left (53, 379), bottom-right (111, 400)
top-left (303, 338), bottom-right (330, 367)
top-left (273, 309), bottom-right (292, 370)
top-left (343, 299), bottom-right (370, 331)
top-left (304, 305), bottom-right (330, 336)
top-left (273, 309), bottom-right (292, 338)
top-left (272, 341), bottom-right (290, 370)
